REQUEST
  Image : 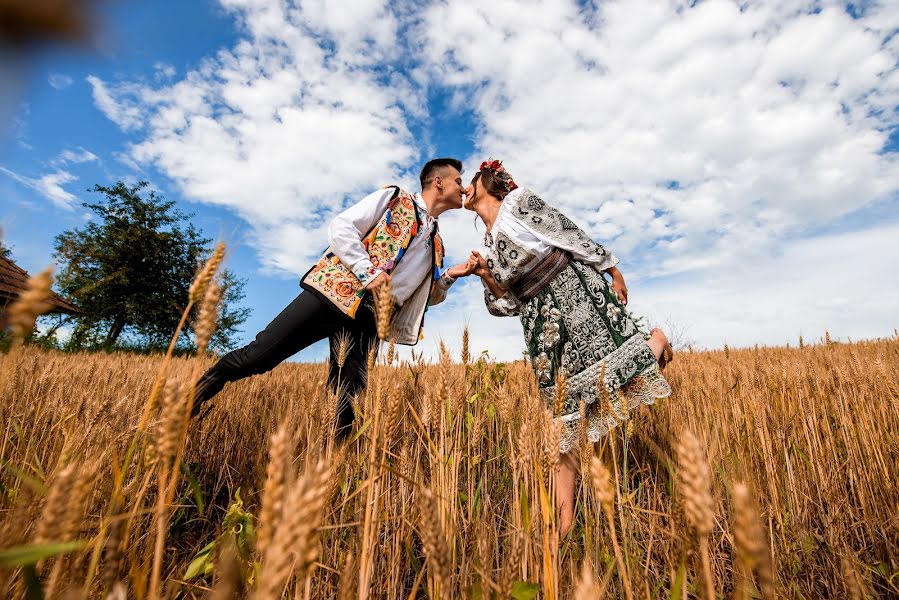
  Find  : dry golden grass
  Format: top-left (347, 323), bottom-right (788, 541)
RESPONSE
top-left (1, 314), bottom-right (898, 597)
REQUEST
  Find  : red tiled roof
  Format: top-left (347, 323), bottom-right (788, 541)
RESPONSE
top-left (0, 256), bottom-right (79, 315)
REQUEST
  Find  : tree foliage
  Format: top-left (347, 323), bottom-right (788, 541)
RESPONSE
top-left (53, 181), bottom-right (250, 351)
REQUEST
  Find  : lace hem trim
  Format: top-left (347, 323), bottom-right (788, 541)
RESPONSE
top-left (556, 369), bottom-right (672, 454)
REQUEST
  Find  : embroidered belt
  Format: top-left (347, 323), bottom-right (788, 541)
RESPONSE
top-left (510, 249), bottom-right (570, 302)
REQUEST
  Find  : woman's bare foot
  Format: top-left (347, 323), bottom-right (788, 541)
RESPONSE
top-left (648, 328), bottom-right (674, 370)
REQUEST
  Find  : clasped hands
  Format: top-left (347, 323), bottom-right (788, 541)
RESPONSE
top-left (444, 251), bottom-right (488, 280)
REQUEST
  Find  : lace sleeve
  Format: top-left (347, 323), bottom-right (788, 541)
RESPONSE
top-left (483, 280), bottom-right (521, 317)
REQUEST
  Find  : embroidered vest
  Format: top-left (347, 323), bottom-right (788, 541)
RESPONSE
top-left (301, 187), bottom-right (444, 319)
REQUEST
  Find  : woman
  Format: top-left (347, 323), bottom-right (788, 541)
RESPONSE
top-left (451, 160), bottom-right (672, 537)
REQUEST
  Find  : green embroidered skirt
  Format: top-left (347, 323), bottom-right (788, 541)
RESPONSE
top-left (519, 259), bottom-right (671, 453)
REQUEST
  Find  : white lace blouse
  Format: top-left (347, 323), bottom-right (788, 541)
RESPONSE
top-left (480, 187), bottom-right (619, 316)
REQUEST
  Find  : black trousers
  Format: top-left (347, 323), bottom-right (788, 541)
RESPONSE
top-left (193, 290), bottom-right (378, 439)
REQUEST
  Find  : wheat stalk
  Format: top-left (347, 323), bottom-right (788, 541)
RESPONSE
top-left (256, 424), bottom-right (293, 564)
top-left (590, 456), bottom-right (633, 600)
top-left (677, 430), bottom-right (716, 599)
top-left (256, 459), bottom-right (331, 599)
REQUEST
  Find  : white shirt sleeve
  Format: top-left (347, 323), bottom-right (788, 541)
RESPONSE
top-left (327, 187), bottom-right (396, 285)
top-left (428, 271), bottom-right (456, 306)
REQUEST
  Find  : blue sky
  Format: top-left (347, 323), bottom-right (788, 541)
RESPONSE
top-left (1, 0), bottom-right (897, 361)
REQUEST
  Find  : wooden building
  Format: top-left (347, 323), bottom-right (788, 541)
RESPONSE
top-left (0, 256), bottom-right (79, 324)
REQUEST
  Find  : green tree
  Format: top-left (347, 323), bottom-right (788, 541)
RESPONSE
top-left (54, 181), bottom-right (250, 351)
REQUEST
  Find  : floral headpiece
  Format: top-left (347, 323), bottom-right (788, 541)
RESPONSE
top-left (479, 159), bottom-right (518, 192)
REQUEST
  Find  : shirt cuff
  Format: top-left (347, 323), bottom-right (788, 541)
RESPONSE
top-left (354, 262), bottom-right (383, 286)
top-left (439, 270), bottom-right (457, 287)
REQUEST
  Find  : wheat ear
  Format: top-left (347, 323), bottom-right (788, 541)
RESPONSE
top-left (418, 488), bottom-right (453, 600)
top-left (732, 481), bottom-right (774, 599)
top-left (374, 279), bottom-right (393, 341)
top-left (194, 279), bottom-right (220, 355)
top-left (7, 266), bottom-right (54, 345)
top-left (677, 430), bottom-right (716, 600)
top-left (573, 558), bottom-right (603, 598)
top-left (461, 326), bottom-right (470, 366)
top-left (256, 424), bottom-right (293, 563)
top-left (256, 459), bottom-right (331, 599)
top-left (188, 241), bottom-right (225, 303)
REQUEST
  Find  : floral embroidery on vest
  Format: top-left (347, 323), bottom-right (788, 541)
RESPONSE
top-left (302, 188), bottom-right (419, 318)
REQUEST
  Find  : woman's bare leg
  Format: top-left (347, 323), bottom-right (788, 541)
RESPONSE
top-left (556, 451), bottom-right (578, 538)
top-left (646, 327), bottom-right (668, 361)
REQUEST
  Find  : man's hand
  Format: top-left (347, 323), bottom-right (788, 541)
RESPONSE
top-left (365, 271), bottom-right (391, 291)
top-left (445, 256), bottom-right (479, 279)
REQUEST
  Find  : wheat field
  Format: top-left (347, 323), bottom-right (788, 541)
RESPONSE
top-left (1, 261), bottom-right (898, 598)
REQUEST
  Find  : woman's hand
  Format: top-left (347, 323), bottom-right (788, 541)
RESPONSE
top-left (607, 267), bottom-right (628, 305)
top-left (470, 250), bottom-right (508, 299)
top-left (470, 251), bottom-right (489, 277)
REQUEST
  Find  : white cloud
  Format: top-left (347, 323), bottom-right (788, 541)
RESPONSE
top-left (407, 0), bottom-right (899, 358)
top-left (53, 148), bottom-right (99, 166)
top-left (633, 219), bottom-right (899, 349)
top-left (48, 73), bottom-right (73, 90)
top-left (422, 0), bottom-right (899, 272)
top-left (86, 0), bottom-right (899, 358)
top-left (402, 216), bottom-right (899, 362)
top-left (87, 75), bottom-right (144, 131)
top-left (89, 0), bottom-right (420, 274)
top-left (154, 62), bottom-right (176, 79)
top-left (0, 166), bottom-right (78, 210)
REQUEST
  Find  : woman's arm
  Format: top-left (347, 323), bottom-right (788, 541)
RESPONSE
top-left (471, 251), bottom-right (522, 316)
top-left (475, 258), bottom-right (507, 299)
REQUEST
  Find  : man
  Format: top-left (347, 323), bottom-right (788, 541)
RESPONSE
top-left (192, 158), bottom-right (470, 439)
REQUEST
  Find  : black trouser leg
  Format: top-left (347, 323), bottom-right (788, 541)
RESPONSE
top-left (327, 306), bottom-right (379, 441)
top-left (194, 291), bottom-right (348, 416)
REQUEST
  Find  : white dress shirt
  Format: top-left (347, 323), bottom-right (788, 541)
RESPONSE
top-left (328, 188), bottom-right (443, 307)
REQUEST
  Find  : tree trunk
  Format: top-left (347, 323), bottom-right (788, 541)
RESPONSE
top-left (105, 317), bottom-right (126, 346)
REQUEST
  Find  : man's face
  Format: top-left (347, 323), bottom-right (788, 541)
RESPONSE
top-left (436, 167), bottom-right (464, 209)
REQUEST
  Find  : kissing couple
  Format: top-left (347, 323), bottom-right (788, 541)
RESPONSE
top-left (191, 157), bottom-right (673, 537)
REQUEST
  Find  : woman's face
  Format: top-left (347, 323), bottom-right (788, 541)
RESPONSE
top-left (462, 177), bottom-right (480, 212)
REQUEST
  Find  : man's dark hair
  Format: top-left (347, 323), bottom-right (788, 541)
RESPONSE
top-left (419, 158), bottom-right (463, 190)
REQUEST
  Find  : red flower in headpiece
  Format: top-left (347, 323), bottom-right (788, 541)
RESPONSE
top-left (480, 158), bottom-right (518, 192)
